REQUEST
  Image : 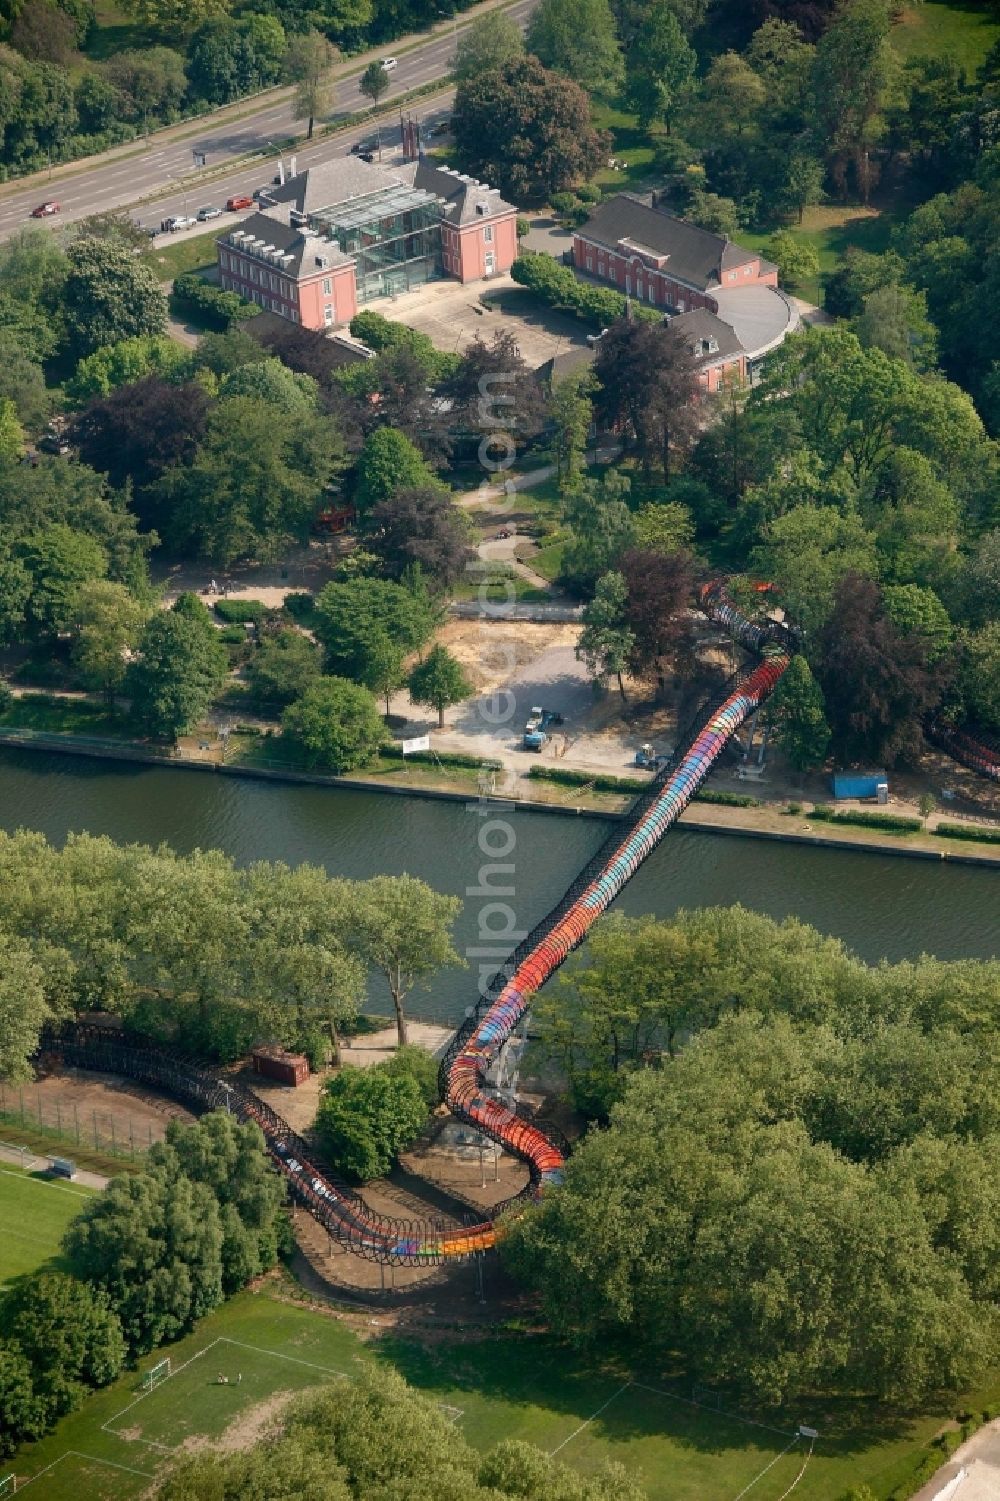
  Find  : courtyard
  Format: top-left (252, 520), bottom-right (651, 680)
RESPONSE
top-left (382, 275), bottom-right (592, 368)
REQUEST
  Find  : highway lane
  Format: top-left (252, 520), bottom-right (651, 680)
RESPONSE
top-left (0, 0), bottom-right (534, 243)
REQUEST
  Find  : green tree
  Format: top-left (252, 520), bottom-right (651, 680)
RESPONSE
top-left (64, 1164), bottom-right (224, 1354)
top-left (452, 10), bottom-right (524, 83)
top-left (781, 153), bottom-right (825, 224)
top-left (358, 625), bottom-right (405, 716)
top-left (560, 471), bottom-right (637, 595)
top-left (19, 523), bottom-right (108, 639)
top-left (810, 0), bottom-right (894, 202)
top-left (408, 642), bottom-right (472, 727)
top-left (752, 504), bottom-right (878, 635)
top-left (313, 576), bottom-right (436, 679)
top-left (766, 654), bottom-right (830, 771)
top-left (246, 627), bottom-right (322, 709)
top-left (1, 1273), bottom-right (125, 1427)
top-left (549, 369), bottom-right (593, 491)
top-left (62, 236), bottom-right (167, 359)
top-left (126, 603), bottom-right (229, 741)
top-left (70, 579), bottom-right (150, 705)
top-left (852, 283), bottom-right (937, 372)
top-left (959, 622), bottom-right (1000, 733)
top-left (314, 1061), bottom-right (429, 1181)
top-left (453, 56), bottom-right (608, 203)
top-left (282, 677), bottom-right (387, 772)
top-left (350, 873), bottom-right (461, 1045)
top-left (526, 0), bottom-right (623, 95)
top-left (694, 51), bottom-right (765, 143)
top-left (67, 334), bottom-right (186, 403)
top-left (624, 2), bottom-right (696, 131)
top-left (359, 58), bottom-right (389, 109)
top-left (0, 1344), bottom-right (38, 1458)
top-left (633, 501), bottom-right (694, 554)
top-left (764, 230), bottom-right (819, 290)
top-left (219, 357), bottom-right (319, 413)
top-left (577, 571), bottom-right (634, 700)
top-left (882, 582), bottom-right (953, 660)
top-left (354, 427), bottom-right (439, 513)
top-left (285, 29), bottom-right (337, 139)
top-left (0, 928), bottom-right (52, 1081)
top-left (0, 396), bottom-right (23, 460)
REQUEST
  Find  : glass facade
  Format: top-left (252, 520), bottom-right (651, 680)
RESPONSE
top-left (309, 187), bottom-right (443, 304)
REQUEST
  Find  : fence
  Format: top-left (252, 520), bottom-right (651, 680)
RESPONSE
top-left (0, 1083), bottom-right (167, 1162)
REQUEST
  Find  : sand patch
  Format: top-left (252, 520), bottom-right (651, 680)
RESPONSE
top-left (181, 1389), bottom-right (298, 1456)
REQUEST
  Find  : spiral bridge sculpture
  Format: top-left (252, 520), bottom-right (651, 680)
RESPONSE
top-left (50, 586), bottom-right (798, 1264)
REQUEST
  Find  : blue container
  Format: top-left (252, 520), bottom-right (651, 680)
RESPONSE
top-left (832, 770), bottom-right (888, 800)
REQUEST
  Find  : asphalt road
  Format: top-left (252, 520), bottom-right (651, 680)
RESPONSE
top-left (0, 0), bottom-right (535, 241)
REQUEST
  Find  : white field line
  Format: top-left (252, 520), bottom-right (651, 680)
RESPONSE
top-left (548, 1383), bottom-right (631, 1457)
top-left (773, 1437), bottom-right (815, 1500)
top-left (631, 1381), bottom-right (798, 1439)
top-left (102, 1339), bottom-right (219, 1439)
top-left (16, 1450), bottom-right (155, 1490)
top-left (730, 1437), bottom-right (802, 1501)
top-left (219, 1338), bottom-right (348, 1378)
top-left (0, 1166), bottom-right (93, 1199)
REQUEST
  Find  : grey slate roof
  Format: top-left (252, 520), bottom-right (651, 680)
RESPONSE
top-left (408, 160), bottom-right (514, 224)
top-left (222, 211), bottom-right (352, 279)
top-left (578, 195), bottom-right (758, 290)
top-left (262, 156), bottom-right (402, 215)
top-left (670, 307), bottom-right (744, 364)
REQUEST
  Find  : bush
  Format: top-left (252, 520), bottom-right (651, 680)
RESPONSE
top-left (213, 598), bottom-right (268, 623)
top-left (314, 1062), bottom-right (429, 1181)
top-left (172, 273), bottom-right (259, 332)
top-left (379, 744), bottom-right (492, 769)
top-left (511, 251), bottom-right (660, 329)
top-left (549, 191), bottom-right (577, 214)
top-left (786, 802), bottom-right (802, 815)
top-left (808, 806), bottom-right (921, 834)
top-left (934, 821), bottom-right (1000, 845)
top-left (384, 1043), bottom-right (440, 1107)
top-left (0, 678), bottom-right (11, 712)
top-left (282, 591), bottom-right (317, 623)
top-left (217, 624), bottom-right (249, 644)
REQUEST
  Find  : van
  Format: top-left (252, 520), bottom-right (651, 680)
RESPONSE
top-left (380, 56), bottom-right (397, 71)
top-left (226, 194), bottom-right (253, 212)
top-left (49, 1157), bottom-right (76, 1180)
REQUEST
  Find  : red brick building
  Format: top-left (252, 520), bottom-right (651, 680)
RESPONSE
top-left (217, 156), bottom-right (517, 333)
top-left (572, 194), bottom-right (796, 390)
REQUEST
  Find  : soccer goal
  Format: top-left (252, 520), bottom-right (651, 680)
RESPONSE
top-left (0, 1473), bottom-right (16, 1498)
top-left (142, 1357), bottom-right (171, 1392)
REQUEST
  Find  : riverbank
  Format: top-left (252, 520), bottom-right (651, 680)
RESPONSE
top-left (2, 726), bottom-right (999, 869)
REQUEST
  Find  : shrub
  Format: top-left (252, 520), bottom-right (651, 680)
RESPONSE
top-left (379, 744), bottom-right (491, 769)
top-left (576, 182), bottom-right (602, 203)
top-left (213, 598), bottom-right (268, 623)
top-left (549, 191), bottom-right (577, 214)
top-left (511, 251), bottom-right (660, 329)
top-left (172, 273), bottom-right (259, 332)
top-left (217, 624), bottom-right (248, 644)
top-left (808, 805), bottom-right (921, 834)
top-left (314, 1062), bottom-right (429, 1181)
top-left (934, 821), bottom-right (1000, 845)
top-left (0, 678), bottom-right (11, 712)
top-left (384, 1043), bottom-right (440, 1107)
top-left (786, 802), bottom-right (802, 815)
top-left (282, 591), bottom-right (317, 623)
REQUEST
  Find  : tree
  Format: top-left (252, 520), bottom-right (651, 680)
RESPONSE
top-left (358, 626), bottom-right (406, 716)
top-left (959, 623), bottom-right (1000, 734)
top-left (0, 396), bottom-right (23, 460)
top-left (62, 236), bottom-right (167, 359)
top-left (452, 56), bottom-right (608, 203)
top-left (282, 677), bottom-right (387, 772)
top-left (621, 547), bottom-right (695, 683)
top-left (782, 152), bottom-right (824, 223)
top-left (219, 357), bottom-right (319, 413)
top-left (359, 58), bottom-right (389, 108)
top-left (624, 2), bottom-right (696, 131)
top-left (766, 654), bottom-right (830, 770)
top-left (19, 523), bottom-right (107, 639)
top-left (408, 643), bottom-right (472, 727)
top-left (349, 873), bottom-right (461, 1045)
top-left (815, 572), bottom-right (945, 765)
top-left (549, 369), bottom-right (593, 491)
top-left (957, 530), bottom-right (1000, 628)
top-left (156, 396), bottom-right (343, 563)
top-left (284, 29), bottom-right (337, 139)
top-left (70, 579), bottom-right (150, 705)
top-left (882, 583), bottom-right (953, 660)
top-left (526, 0), bottom-right (623, 96)
top-left (852, 283), bottom-right (938, 372)
top-left (246, 627), bottom-right (322, 709)
top-left (633, 501), bottom-right (695, 554)
top-left (560, 469), bottom-right (637, 594)
top-left (577, 571), bottom-right (635, 699)
top-left (315, 1061), bottom-right (429, 1181)
top-left (366, 487), bottom-right (472, 590)
top-left (0, 929), bottom-right (52, 1081)
top-left (752, 505), bottom-right (878, 635)
top-left (354, 427), bottom-right (440, 514)
top-left (445, 330), bottom-right (549, 450)
top-left (452, 10), bottom-right (524, 83)
top-left (68, 334), bottom-right (187, 403)
top-left (764, 230), bottom-right (819, 290)
top-left (1, 1273), bottom-right (125, 1427)
top-left (313, 577), bottom-right (436, 679)
top-left (64, 1164), bottom-right (224, 1354)
top-left (126, 603), bottom-right (229, 741)
top-left (0, 1344), bottom-right (38, 1458)
top-left (810, 0), bottom-right (894, 202)
top-left (593, 321), bottom-right (700, 482)
top-left (694, 51), bottom-right (766, 143)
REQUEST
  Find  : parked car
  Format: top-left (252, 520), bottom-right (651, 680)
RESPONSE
top-left (226, 194), bottom-right (253, 212)
top-left (30, 200), bottom-right (60, 217)
top-left (380, 56), bottom-right (398, 70)
top-left (39, 432), bottom-right (71, 456)
top-left (196, 205), bottom-right (221, 221)
top-left (358, 151), bottom-right (376, 163)
top-left (351, 138), bottom-right (379, 155)
top-left (161, 215), bottom-right (196, 232)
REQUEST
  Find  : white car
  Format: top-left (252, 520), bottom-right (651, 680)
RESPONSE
top-left (196, 205), bottom-right (221, 221)
top-left (380, 56), bottom-right (398, 71)
top-left (163, 214), bottom-right (196, 232)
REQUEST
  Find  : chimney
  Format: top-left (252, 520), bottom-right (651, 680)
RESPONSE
top-left (277, 160), bottom-right (285, 186)
top-left (290, 155), bottom-right (298, 178)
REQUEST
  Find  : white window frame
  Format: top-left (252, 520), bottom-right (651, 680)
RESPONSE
top-left (483, 223), bottom-right (493, 243)
top-left (323, 303), bottom-right (335, 326)
top-left (322, 277), bottom-right (332, 295)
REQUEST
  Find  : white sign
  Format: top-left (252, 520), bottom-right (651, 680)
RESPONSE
top-left (401, 735), bottom-right (431, 755)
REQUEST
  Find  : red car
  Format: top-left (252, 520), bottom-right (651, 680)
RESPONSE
top-left (31, 200), bottom-right (60, 218)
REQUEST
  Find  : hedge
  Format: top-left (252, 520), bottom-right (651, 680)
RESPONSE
top-left (511, 251), bottom-right (661, 330)
top-left (381, 745), bottom-right (494, 770)
top-left (934, 821), bottom-right (1000, 845)
top-left (807, 805), bottom-right (921, 834)
top-left (214, 598), bottom-right (268, 623)
top-left (526, 765), bottom-right (763, 805)
top-left (172, 273), bottom-right (260, 332)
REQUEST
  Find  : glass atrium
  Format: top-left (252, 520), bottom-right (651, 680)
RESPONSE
top-left (309, 184), bottom-right (443, 302)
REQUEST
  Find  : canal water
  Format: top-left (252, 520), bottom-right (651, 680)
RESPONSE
top-left (1, 748), bottom-right (997, 1024)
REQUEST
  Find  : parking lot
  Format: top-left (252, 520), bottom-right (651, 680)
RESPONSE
top-left (382, 277), bottom-right (592, 369)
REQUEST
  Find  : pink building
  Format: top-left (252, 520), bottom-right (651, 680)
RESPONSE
top-left (573, 193), bottom-right (796, 389)
top-left (217, 156), bottom-right (516, 332)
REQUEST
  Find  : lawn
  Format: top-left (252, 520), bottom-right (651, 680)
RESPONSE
top-left (0, 1164), bottom-right (95, 1288)
top-left (740, 203), bottom-right (894, 307)
top-left (10, 1286), bottom-right (999, 1501)
top-left (143, 229), bottom-right (222, 282)
top-left (0, 694), bottom-right (127, 740)
top-left (890, 1), bottom-right (1000, 71)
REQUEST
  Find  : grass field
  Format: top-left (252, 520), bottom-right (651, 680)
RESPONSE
top-left (143, 229), bottom-right (223, 282)
top-left (0, 1164), bottom-right (94, 1288)
top-left (891, 1), bottom-right (1000, 71)
top-left (8, 1286), bottom-right (999, 1501)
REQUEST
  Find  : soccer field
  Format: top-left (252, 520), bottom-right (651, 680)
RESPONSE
top-left (0, 1164), bottom-right (95, 1287)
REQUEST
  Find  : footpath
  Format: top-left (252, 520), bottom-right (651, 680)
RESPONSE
top-left (0, 1140), bottom-right (108, 1191)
